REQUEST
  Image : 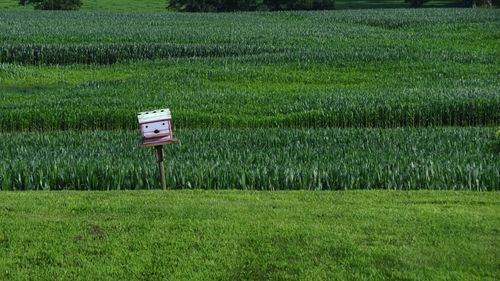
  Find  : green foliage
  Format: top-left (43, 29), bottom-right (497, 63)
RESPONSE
top-left (463, 0), bottom-right (500, 7)
top-left (0, 10), bottom-right (498, 130)
top-left (0, 9), bottom-right (498, 191)
top-left (18, 0), bottom-right (82, 10)
top-left (266, 0), bottom-right (336, 10)
top-left (0, 128), bottom-right (497, 191)
top-left (0, 43), bottom-right (278, 64)
top-left (1, 9), bottom-right (498, 65)
top-left (0, 77), bottom-right (497, 130)
top-left (407, 0), bottom-right (500, 7)
top-left (494, 129), bottom-right (500, 153)
top-left (405, 0), bottom-right (430, 7)
top-left (0, 0), bottom-right (464, 11)
top-left (167, 0), bottom-right (335, 12)
top-left (167, 0), bottom-right (264, 12)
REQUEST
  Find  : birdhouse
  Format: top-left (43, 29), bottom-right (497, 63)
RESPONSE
top-left (137, 108), bottom-right (175, 146)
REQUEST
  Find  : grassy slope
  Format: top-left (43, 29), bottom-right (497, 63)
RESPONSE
top-left (0, 0), bottom-right (461, 11)
top-left (0, 190), bottom-right (498, 280)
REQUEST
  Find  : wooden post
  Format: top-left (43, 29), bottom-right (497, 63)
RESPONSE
top-left (154, 145), bottom-right (166, 190)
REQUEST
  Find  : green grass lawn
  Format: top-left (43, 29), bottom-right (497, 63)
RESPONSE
top-left (0, 0), bottom-right (462, 11)
top-left (0, 191), bottom-right (498, 280)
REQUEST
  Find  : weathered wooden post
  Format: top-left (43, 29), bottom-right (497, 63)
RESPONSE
top-left (137, 108), bottom-right (176, 190)
top-left (154, 145), bottom-right (166, 190)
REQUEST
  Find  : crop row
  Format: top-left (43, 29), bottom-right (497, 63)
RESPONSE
top-left (0, 43), bottom-right (282, 65)
top-left (0, 9), bottom-right (498, 64)
top-left (0, 128), bottom-right (498, 191)
top-left (1, 9), bottom-right (497, 44)
top-left (0, 43), bottom-right (495, 65)
top-left (1, 57), bottom-right (498, 130)
top-left (1, 97), bottom-right (497, 131)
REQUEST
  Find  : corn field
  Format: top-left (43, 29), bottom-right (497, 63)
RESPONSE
top-left (0, 8), bottom-right (498, 190)
top-left (0, 128), bottom-right (498, 191)
top-left (0, 9), bottom-right (498, 65)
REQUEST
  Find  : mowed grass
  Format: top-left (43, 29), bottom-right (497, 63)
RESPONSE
top-left (0, 190), bottom-right (498, 280)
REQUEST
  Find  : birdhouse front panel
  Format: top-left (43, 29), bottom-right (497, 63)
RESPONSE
top-left (137, 108), bottom-right (174, 146)
top-left (141, 120), bottom-right (171, 139)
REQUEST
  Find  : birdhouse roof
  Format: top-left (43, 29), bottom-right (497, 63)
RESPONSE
top-left (137, 108), bottom-right (171, 124)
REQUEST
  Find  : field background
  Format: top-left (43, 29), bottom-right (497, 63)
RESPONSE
top-left (0, 1), bottom-right (499, 280)
top-left (0, 0), bottom-right (465, 11)
top-left (0, 8), bottom-right (498, 190)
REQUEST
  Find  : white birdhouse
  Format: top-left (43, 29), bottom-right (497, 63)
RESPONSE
top-left (137, 108), bottom-right (175, 146)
